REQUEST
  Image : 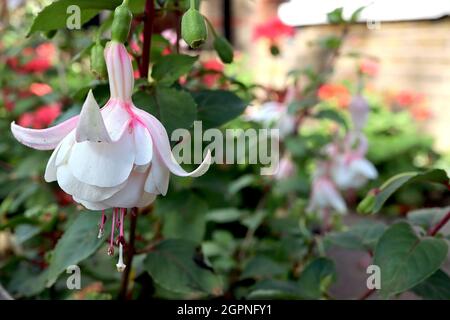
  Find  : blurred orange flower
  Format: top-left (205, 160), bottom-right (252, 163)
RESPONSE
top-left (29, 83), bottom-right (52, 96)
top-left (317, 83), bottom-right (351, 108)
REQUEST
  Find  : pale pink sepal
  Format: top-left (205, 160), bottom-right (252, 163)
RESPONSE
top-left (135, 108), bottom-right (212, 177)
top-left (10, 116), bottom-right (79, 151)
top-left (105, 41), bottom-right (134, 101)
top-left (76, 90), bottom-right (111, 143)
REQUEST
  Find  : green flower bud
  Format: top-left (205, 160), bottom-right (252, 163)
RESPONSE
top-left (111, 3), bottom-right (132, 43)
top-left (270, 44), bottom-right (280, 56)
top-left (213, 36), bottom-right (234, 64)
top-left (357, 193), bottom-right (375, 214)
top-left (90, 42), bottom-right (107, 79)
top-left (181, 8), bottom-right (207, 48)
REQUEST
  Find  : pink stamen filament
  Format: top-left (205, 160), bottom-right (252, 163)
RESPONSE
top-left (108, 208), bottom-right (117, 256)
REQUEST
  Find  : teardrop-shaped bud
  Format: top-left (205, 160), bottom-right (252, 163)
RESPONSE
top-left (111, 3), bottom-right (132, 43)
top-left (181, 8), bottom-right (208, 48)
top-left (349, 95), bottom-right (370, 131)
top-left (90, 42), bottom-right (107, 79)
top-left (213, 36), bottom-right (234, 64)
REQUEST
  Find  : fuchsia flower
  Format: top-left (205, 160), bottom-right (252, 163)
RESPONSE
top-left (331, 136), bottom-right (377, 190)
top-left (349, 95), bottom-right (370, 132)
top-left (11, 41), bottom-right (211, 270)
top-left (307, 168), bottom-right (347, 216)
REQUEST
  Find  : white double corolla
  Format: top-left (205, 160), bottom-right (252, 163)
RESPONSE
top-left (11, 41), bottom-right (211, 270)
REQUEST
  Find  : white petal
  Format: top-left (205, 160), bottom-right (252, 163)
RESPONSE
top-left (136, 192), bottom-right (157, 208)
top-left (56, 131), bottom-right (75, 166)
top-left (68, 130), bottom-right (135, 188)
top-left (44, 142), bottom-right (63, 182)
top-left (102, 168), bottom-right (148, 208)
top-left (57, 165), bottom-right (125, 202)
top-left (75, 90), bottom-right (111, 143)
top-left (144, 152), bottom-right (170, 195)
top-left (73, 196), bottom-right (110, 210)
top-left (134, 124), bottom-right (153, 166)
top-left (351, 159), bottom-right (378, 179)
top-left (135, 108), bottom-right (211, 177)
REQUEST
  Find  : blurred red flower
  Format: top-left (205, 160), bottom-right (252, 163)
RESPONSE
top-left (253, 17), bottom-right (295, 43)
top-left (18, 103), bottom-right (62, 129)
top-left (317, 83), bottom-right (351, 108)
top-left (6, 42), bottom-right (55, 74)
top-left (202, 59), bottom-right (224, 87)
top-left (29, 83), bottom-right (52, 96)
top-left (395, 90), bottom-right (424, 107)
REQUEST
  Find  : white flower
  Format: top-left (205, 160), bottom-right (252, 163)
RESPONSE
top-left (307, 174), bottom-right (347, 215)
top-left (11, 41), bottom-right (211, 211)
top-left (332, 153), bottom-right (378, 190)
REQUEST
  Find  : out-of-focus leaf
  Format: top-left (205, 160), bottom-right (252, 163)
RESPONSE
top-left (327, 7), bottom-right (345, 24)
top-left (247, 280), bottom-right (304, 300)
top-left (28, 0), bottom-right (145, 35)
top-left (358, 169), bottom-right (449, 214)
top-left (314, 108), bottom-right (348, 129)
top-left (374, 222), bottom-right (448, 297)
top-left (325, 221), bottom-right (386, 251)
top-left (407, 207), bottom-right (450, 233)
top-left (133, 86), bottom-right (197, 134)
top-left (412, 269), bottom-right (450, 300)
top-left (193, 90), bottom-right (247, 129)
top-left (206, 208), bottom-right (244, 223)
top-left (143, 239), bottom-right (223, 297)
top-left (297, 257), bottom-right (336, 299)
top-left (240, 255), bottom-right (286, 280)
top-left (151, 54), bottom-right (197, 85)
top-left (46, 212), bottom-right (107, 287)
top-left (158, 193), bottom-right (208, 243)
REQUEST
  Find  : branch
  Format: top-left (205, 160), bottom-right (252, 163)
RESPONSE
top-left (118, 209), bottom-right (138, 300)
top-left (428, 211), bottom-right (450, 237)
top-left (139, 0), bottom-right (155, 78)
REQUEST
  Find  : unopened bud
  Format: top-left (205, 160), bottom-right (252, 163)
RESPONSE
top-left (213, 36), bottom-right (234, 64)
top-left (90, 42), bottom-right (107, 79)
top-left (181, 8), bottom-right (207, 48)
top-left (357, 193), bottom-right (375, 214)
top-left (111, 3), bottom-right (132, 43)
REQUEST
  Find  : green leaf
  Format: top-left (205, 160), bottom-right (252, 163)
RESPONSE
top-left (408, 207), bottom-right (450, 233)
top-left (325, 221), bottom-right (386, 251)
top-left (143, 239), bottom-right (223, 297)
top-left (134, 86), bottom-right (197, 134)
top-left (350, 6), bottom-right (366, 22)
top-left (297, 257), bottom-right (336, 299)
top-left (327, 7), bottom-right (344, 24)
top-left (158, 193), bottom-right (208, 243)
top-left (46, 212), bottom-right (107, 287)
top-left (193, 90), bottom-right (247, 129)
top-left (240, 256), bottom-right (286, 280)
top-left (151, 54), bottom-right (198, 85)
top-left (358, 169), bottom-right (449, 214)
top-left (412, 270), bottom-right (450, 300)
top-left (206, 208), bottom-right (244, 223)
top-left (315, 109), bottom-right (348, 130)
top-left (248, 280), bottom-right (304, 300)
top-left (374, 222), bottom-right (448, 297)
top-left (28, 0), bottom-right (145, 35)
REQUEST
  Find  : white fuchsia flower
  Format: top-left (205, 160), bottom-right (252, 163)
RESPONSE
top-left (275, 153), bottom-right (296, 180)
top-left (11, 41), bottom-right (211, 270)
top-left (307, 173), bottom-right (347, 216)
top-left (331, 136), bottom-right (377, 190)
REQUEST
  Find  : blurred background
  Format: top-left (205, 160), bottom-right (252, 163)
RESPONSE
top-left (0, 0), bottom-right (450, 300)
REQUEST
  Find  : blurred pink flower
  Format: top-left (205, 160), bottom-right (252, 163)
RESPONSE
top-left (253, 17), bottom-right (295, 43)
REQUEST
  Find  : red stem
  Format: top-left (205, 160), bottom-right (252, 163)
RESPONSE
top-left (428, 211), bottom-right (450, 236)
top-left (139, 0), bottom-right (155, 78)
top-left (358, 288), bottom-right (375, 300)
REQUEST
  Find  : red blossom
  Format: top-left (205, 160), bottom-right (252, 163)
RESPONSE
top-left (6, 42), bottom-right (55, 74)
top-left (253, 17), bottom-right (295, 43)
top-left (317, 83), bottom-right (351, 108)
top-left (201, 59), bottom-right (224, 88)
top-left (18, 103), bottom-right (62, 129)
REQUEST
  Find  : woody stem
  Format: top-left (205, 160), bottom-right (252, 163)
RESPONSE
top-left (118, 208), bottom-right (138, 300)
